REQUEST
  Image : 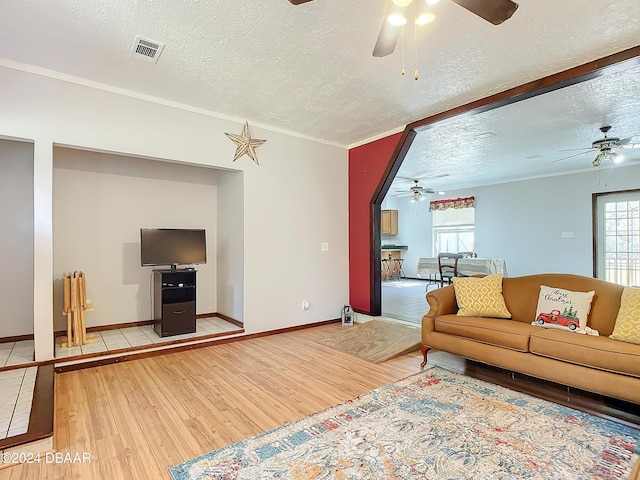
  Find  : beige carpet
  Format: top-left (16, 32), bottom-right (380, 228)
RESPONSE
top-left (317, 320), bottom-right (421, 363)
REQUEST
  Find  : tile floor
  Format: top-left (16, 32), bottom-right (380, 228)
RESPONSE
top-left (381, 278), bottom-right (441, 325)
top-left (55, 316), bottom-right (239, 358)
top-left (0, 340), bottom-right (35, 367)
top-left (0, 366), bottom-right (37, 439)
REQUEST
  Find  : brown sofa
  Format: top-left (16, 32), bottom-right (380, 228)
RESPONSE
top-left (421, 273), bottom-right (640, 404)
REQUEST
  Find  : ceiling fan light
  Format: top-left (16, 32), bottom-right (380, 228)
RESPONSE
top-left (592, 154), bottom-right (603, 167)
top-left (410, 191), bottom-right (422, 202)
top-left (387, 12), bottom-right (407, 25)
top-left (415, 12), bottom-right (435, 25)
top-left (392, 0), bottom-right (413, 6)
top-left (594, 148), bottom-right (624, 166)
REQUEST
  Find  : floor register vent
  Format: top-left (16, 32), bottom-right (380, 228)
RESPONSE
top-left (130, 35), bottom-right (165, 64)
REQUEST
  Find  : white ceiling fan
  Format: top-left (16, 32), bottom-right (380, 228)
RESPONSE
top-left (555, 125), bottom-right (640, 167)
top-left (391, 178), bottom-right (443, 202)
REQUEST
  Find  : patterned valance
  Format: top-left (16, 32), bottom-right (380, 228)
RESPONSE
top-left (429, 196), bottom-right (475, 212)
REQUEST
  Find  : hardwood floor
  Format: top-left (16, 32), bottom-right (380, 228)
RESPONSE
top-left (0, 323), bottom-right (424, 479)
top-left (2, 322), bottom-right (636, 479)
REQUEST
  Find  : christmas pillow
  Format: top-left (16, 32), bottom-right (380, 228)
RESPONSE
top-left (532, 285), bottom-right (595, 334)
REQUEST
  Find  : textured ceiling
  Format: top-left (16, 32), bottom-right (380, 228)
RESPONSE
top-left (393, 63), bottom-right (640, 193)
top-left (1, 0), bottom-right (639, 148)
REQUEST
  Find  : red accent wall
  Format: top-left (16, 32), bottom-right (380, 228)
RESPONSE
top-left (348, 133), bottom-right (402, 313)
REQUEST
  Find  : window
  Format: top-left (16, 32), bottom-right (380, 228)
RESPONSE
top-left (432, 207), bottom-right (475, 255)
top-left (594, 190), bottom-right (640, 286)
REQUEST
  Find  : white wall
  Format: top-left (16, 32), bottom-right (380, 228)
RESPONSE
top-left (0, 65), bottom-right (349, 360)
top-left (52, 147), bottom-right (220, 330)
top-left (216, 170), bottom-right (244, 321)
top-left (394, 163), bottom-right (640, 278)
top-left (0, 139), bottom-right (34, 336)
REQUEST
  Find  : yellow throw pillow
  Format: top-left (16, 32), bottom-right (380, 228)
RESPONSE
top-left (452, 274), bottom-right (511, 319)
top-left (610, 286), bottom-right (640, 345)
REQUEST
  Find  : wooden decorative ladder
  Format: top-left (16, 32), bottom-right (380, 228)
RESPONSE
top-left (61, 271), bottom-right (97, 347)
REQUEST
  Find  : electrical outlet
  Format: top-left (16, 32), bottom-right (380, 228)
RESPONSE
top-left (302, 300), bottom-right (310, 310)
top-left (321, 242), bottom-right (329, 251)
top-left (561, 232), bottom-right (574, 238)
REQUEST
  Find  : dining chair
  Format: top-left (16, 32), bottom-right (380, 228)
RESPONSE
top-left (437, 253), bottom-right (459, 287)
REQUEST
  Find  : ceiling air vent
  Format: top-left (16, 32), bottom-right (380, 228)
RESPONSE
top-left (130, 35), bottom-right (165, 64)
top-left (474, 132), bottom-right (497, 140)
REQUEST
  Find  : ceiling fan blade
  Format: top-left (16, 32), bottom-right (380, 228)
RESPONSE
top-left (289, 0), bottom-right (315, 4)
top-left (449, 0), bottom-right (519, 25)
top-left (559, 147), bottom-right (594, 152)
top-left (619, 135), bottom-right (640, 148)
top-left (372, 17), bottom-right (401, 57)
top-left (552, 150), bottom-right (593, 163)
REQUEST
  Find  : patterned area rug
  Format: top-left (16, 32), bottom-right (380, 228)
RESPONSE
top-left (315, 319), bottom-right (421, 363)
top-left (169, 366), bottom-right (640, 480)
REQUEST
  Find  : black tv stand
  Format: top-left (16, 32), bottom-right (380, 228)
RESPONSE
top-left (153, 269), bottom-right (196, 337)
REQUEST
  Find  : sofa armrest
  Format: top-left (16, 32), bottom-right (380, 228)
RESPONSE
top-left (422, 286), bottom-right (457, 343)
top-left (425, 285), bottom-right (458, 318)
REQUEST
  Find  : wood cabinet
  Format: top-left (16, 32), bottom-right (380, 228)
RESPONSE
top-left (381, 209), bottom-right (398, 235)
top-left (153, 269), bottom-right (197, 337)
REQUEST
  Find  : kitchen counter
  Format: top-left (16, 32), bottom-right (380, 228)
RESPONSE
top-left (381, 245), bottom-right (407, 250)
top-left (381, 246), bottom-right (407, 280)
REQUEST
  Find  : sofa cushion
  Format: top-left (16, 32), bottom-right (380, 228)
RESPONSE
top-left (434, 315), bottom-right (536, 352)
top-left (530, 329), bottom-right (640, 378)
top-left (610, 286), bottom-right (640, 345)
top-left (531, 285), bottom-right (595, 333)
top-left (452, 274), bottom-right (511, 318)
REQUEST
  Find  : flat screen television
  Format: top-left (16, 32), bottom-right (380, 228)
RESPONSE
top-left (140, 228), bottom-right (207, 267)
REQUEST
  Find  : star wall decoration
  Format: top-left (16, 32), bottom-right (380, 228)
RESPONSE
top-left (225, 121), bottom-right (266, 165)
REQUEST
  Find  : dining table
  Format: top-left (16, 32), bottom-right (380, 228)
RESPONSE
top-left (416, 257), bottom-right (508, 279)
